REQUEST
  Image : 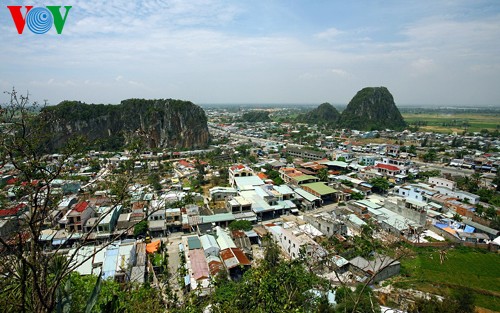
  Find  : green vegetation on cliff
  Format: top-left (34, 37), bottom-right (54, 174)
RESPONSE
top-left (240, 110), bottom-right (271, 122)
top-left (297, 102), bottom-right (340, 126)
top-left (41, 98), bottom-right (210, 151)
top-left (340, 87), bottom-right (407, 130)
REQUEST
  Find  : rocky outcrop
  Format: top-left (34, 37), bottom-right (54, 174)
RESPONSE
top-left (297, 102), bottom-right (340, 126)
top-left (339, 87), bottom-right (406, 130)
top-left (42, 98), bottom-right (210, 151)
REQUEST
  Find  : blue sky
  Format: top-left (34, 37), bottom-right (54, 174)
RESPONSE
top-left (1, 0), bottom-right (500, 106)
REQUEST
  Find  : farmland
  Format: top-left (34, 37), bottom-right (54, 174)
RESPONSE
top-left (402, 112), bottom-right (499, 133)
top-left (395, 246), bottom-right (500, 311)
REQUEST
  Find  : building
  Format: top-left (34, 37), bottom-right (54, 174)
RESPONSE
top-left (301, 182), bottom-right (339, 203)
top-left (209, 187), bottom-right (238, 201)
top-left (349, 255), bottom-right (400, 283)
top-left (268, 225), bottom-right (326, 261)
top-left (67, 201), bottom-right (93, 233)
top-left (200, 234), bottom-right (220, 257)
top-left (303, 212), bottom-right (348, 237)
top-left (374, 163), bottom-right (402, 177)
top-left (287, 147), bottom-right (327, 160)
top-left (429, 177), bottom-right (456, 190)
top-left (229, 164), bottom-right (255, 187)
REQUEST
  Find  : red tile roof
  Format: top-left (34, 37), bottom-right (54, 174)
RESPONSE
top-left (0, 203), bottom-right (27, 217)
top-left (178, 160), bottom-right (194, 168)
top-left (74, 201), bottom-right (89, 212)
top-left (257, 172), bottom-right (268, 180)
top-left (375, 163), bottom-right (400, 171)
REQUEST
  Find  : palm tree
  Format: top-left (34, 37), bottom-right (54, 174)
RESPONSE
top-left (317, 168), bottom-right (329, 182)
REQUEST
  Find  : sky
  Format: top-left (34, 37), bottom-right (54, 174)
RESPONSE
top-left (1, 0), bottom-right (500, 106)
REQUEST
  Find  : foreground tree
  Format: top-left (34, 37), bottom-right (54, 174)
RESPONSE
top-left (0, 89), bottom-right (137, 312)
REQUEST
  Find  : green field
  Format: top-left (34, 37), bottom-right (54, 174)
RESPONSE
top-left (395, 247), bottom-right (500, 311)
top-left (403, 113), bottom-right (500, 133)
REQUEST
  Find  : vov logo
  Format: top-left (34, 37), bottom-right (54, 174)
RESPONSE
top-left (7, 5), bottom-right (72, 34)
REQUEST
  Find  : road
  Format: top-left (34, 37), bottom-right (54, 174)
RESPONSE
top-left (165, 232), bottom-right (183, 301)
top-left (412, 161), bottom-right (474, 176)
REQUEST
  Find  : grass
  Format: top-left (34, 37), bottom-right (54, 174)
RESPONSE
top-left (395, 246), bottom-right (500, 311)
top-left (403, 112), bottom-right (500, 133)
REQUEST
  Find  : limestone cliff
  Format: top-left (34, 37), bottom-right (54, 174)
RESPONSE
top-left (339, 87), bottom-right (406, 130)
top-left (296, 102), bottom-right (340, 126)
top-left (42, 98), bottom-right (210, 151)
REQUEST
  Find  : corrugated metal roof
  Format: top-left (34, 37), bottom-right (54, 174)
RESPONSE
top-left (200, 234), bottom-right (219, 251)
top-left (220, 248), bottom-right (251, 269)
top-left (201, 213), bottom-right (235, 223)
top-left (216, 227), bottom-right (236, 250)
top-left (187, 236), bottom-right (202, 250)
top-left (302, 182), bottom-right (338, 196)
top-left (102, 244), bottom-right (119, 280)
top-left (294, 188), bottom-right (320, 202)
top-left (189, 249), bottom-right (209, 280)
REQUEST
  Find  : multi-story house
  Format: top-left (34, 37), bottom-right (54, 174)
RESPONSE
top-left (67, 201), bottom-right (93, 232)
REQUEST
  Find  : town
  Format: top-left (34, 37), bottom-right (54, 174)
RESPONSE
top-left (1, 102), bottom-right (499, 312)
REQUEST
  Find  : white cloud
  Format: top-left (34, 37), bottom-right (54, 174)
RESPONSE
top-left (330, 68), bottom-right (350, 77)
top-left (1, 1), bottom-right (499, 105)
top-left (314, 27), bottom-right (344, 40)
top-left (410, 58), bottom-right (435, 75)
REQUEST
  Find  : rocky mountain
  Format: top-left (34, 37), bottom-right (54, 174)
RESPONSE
top-left (297, 102), bottom-right (340, 126)
top-left (241, 111), bottom-right (272, 122)
top-left (339, 87), bottom-right (406, 130)
top-left (41, 98), bottom-right (210, 151)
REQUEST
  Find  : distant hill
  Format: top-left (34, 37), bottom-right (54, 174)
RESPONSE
top-left (296, 102), bottom-right (340, 126)
top-left (241, 111), bottom-right (271, 122)
top-left (40, 98), bottom-right (210, 151)
top-left (340, 87), bottom-right (407, 130)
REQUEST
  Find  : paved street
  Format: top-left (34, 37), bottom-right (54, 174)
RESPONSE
top-left (165, 232), bottom-right (183, 301)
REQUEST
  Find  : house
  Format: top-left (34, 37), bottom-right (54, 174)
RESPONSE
top-left (290, 175), bottom-right (320, 186)
top-left (301, 182), bottom-right (339, 203)
top-left (189, 248), bottom-right (210, 282)
top-left (209, 187), bottom-right (238, 201)
top-left (226, 196), bottom-right (252, 213)
top-left (96, 205), bottom-right (123, 235)
top-left (286, 147), bottom-right (327, 160)
top-left (429, 177), bottom-right (456, 190)
top-left (268, 225), bottom-right (326, 261)
top-left (233, 176), bottom-right (265, 191)
top-left (200, 234), bottom-right (220, 257)
top-left (349, 255), bottom-right (400, 283)
top-left (67, 201), bottom-right (93, 233)
top-left (396, 184), bottom-right (436, 203)
top-left (294, 188), bottom-right (322, 209)
top-left (116, 213), bottom-right (133, 231)
top-left (219, 247), bottom-right (251, 279)
top-left (165, 208), bottom-right (181, 230)
top-left (358, 155), bottom-right (378, 166)
top-left (454, 191), bottom-right (480, 205)
top-left (148, 209), bottom-right (166, 236)
top-left (206, 255), bottom-right (224, 277)
top-left (101, 240), bottom-right (137, 281)
top-left (229, 164), bottom-right (255, 187)
top-left (279, 167), bottom-right (304, 184)
top-left (374, 163), bottom-right (401, 177)
top-left (303, 212), bottom-right (348, 237)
